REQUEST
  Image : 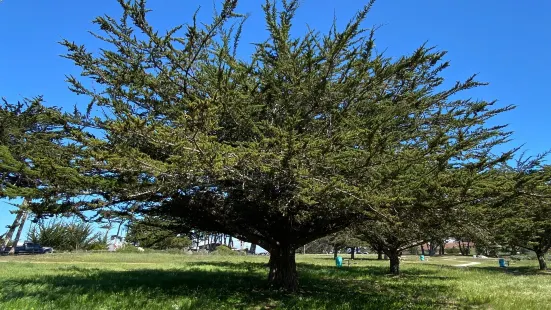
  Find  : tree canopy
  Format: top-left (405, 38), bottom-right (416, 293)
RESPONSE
top-left (0, 0), bottom-right (521, 290)
top-left (0, 98), bottom-right (78, 201)
top-left (493, 160), bottom-right (551, 270)
top-left (126, 216), bottom-right (192, 250)
top-left (0, 97), bottom-right (86, 251)
top-left (48, 0), bottom-right (518, 290)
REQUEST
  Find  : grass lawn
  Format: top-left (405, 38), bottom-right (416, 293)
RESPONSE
top-left (0, 253), bottom-right (550, 310)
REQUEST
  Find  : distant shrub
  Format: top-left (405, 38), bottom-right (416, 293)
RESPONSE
top-left (165, 248), bottom-right (189, 254)
top-left (211, 245), bottom-right (237, 256)
top-left (116, 245), bottom-right (143, 253)
top-left (28, 220), bottom-right (102, 252)
top-left (88, 242), bottom-right (107, 251)
top-left (510, 254), bottom-right (537, 261)
top-left (474, 245), bottom-right (499, 257)
top-left (446, 247), bottom-right (461, 255)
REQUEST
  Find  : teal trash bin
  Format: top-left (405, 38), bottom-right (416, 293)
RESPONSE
top-left (336, 256), bottom-right (343, 267)
top-left (499, 258), bottom-right (507, 268)
top-left (419, 255), bottom-right (425, 261)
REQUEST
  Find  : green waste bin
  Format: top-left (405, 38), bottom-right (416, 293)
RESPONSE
top-left (419, 255), bottom-right (425, 261)
top-left (336, 256), bottom-right (343, 267)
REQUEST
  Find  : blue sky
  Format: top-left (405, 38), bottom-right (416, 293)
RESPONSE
top-left (1, 0), bottom-right (550, 239)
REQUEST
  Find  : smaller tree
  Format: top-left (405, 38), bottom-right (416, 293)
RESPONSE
top-left (358, 220), bottom-right (426, 275)
top-left (495, 161), bottom-right (551, 270)
top-left (307, 229), bottom-right (362, 259)
top-left (356, 161), bottom-right (511, 275)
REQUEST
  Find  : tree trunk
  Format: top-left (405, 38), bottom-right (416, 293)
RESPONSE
top-left (350, 247), bottom-right (355, 260)
top-left (420, 244), bottom-right (425, 256)
top-left (333, 245), bottom-right (338, 260)
top-left (249, 243), bottom-right (257, 255)
top-left (536, 251), bottom-right (548, 270)
top-left (377, 250), bottom-right (383, 260)
top-left (388, 250), bottom-right (400, 275)
top-left (8, 211), bottom-right (28, 255)
top-left (458, 241), bottom-right (464, 255)
top-left (1, 210), bottom-right (24, 250)
top-left (103, 221), bottom-right (112, 244)
top-left (429, 241), bottom-right (439, 256)
top-left (268, 245), bottom-right (299, 292)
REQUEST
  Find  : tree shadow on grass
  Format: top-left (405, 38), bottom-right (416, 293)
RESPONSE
top-left (188, 260), bottom-right (459, 281)
top-left (475, 265), bottom-right (551, 276)
top-left (413, 262), bottom-right (550, 278)
top-left (315, 257), bottom-right (384, 261)
top-left (0, 261), bottom-right (485, 309)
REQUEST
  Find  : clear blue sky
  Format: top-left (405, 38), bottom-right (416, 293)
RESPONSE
top-left (1, 0), bottom-right (550, 238)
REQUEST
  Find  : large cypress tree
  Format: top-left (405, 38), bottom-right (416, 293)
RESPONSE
top-left (59, 0), bottom-right (513, 290)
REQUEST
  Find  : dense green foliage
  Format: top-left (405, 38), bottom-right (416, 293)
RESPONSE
top-left (0, 98), bottom-right (73, 200)
top-left (126, 218), bottom-right (192, 250)
top-left (492, 161), bottom-right (551, 269)
top-left (0, 98), bottom-right (86, 251)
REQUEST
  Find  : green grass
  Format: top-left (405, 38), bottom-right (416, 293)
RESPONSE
top-left (0, 253), bottom-right (550, 309)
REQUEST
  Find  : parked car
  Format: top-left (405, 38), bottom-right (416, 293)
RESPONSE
top-left (2, 242), bottom-right (53, 254)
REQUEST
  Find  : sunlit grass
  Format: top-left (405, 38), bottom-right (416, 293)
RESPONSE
top-left (0, 253), bottom-right (549, 309)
